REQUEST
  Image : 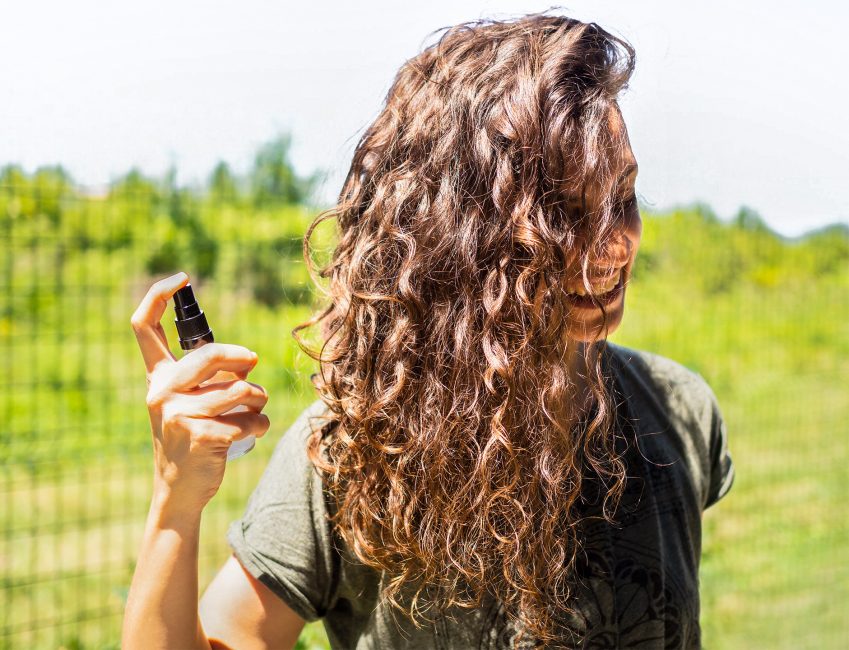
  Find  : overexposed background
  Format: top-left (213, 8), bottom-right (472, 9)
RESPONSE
top-left (1, 0), bottom-right (847, 238)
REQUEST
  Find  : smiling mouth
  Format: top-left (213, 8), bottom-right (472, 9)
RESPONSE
top-left (564, 268), bottom-right (623, 297)
top-left (564, 271), bottom-right (626, 308)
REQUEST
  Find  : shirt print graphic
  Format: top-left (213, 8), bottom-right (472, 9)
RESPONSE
top-left (469, 404), bottom-right (702, 649)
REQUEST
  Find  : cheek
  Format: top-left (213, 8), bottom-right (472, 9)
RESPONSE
top-left (627, 215), bottom-right (642, 260)
top-left (635, 218), bottom-right (643, 246)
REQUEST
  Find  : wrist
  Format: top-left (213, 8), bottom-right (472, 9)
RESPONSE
top-left (148, 488), bottom-right (204, 532)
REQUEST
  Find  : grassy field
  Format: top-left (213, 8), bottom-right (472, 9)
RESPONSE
top-left (1, 187), bottom-right (847, 648)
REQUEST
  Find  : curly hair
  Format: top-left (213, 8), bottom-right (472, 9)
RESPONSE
top-left (292, 11), bottom-right (637, 647)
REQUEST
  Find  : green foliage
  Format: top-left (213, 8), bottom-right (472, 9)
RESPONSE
top-left (635, 200), bottom-right (848, 297)
top-left (141, 178), bottom-right (221, 280)
top-left (209, 160), bottom-right (240, 204)
top-left (251, 133), bottom-right (319, 208)
top-left (236, 238), bottom-right (312, 308)
top-left (32, 165), bottom-right (75, 226)
top-left (0, 133), bottom-right (327, 304)
top-left (108, 167), bottom-right (162, 207)
top-left (794, 223), bottom-right (849, 275)
top-left (1, 163), bottom-right (75, 227)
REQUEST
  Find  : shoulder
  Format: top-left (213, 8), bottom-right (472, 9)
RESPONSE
top-left (227, 396), bottom-right (342, 622)
top-left (606, 341), bottom-right (709, 391)
top-left (279, 397), bottom-right (334, 446)
top-left (606, 341), bottom-right (733, 510)
top-left (606, 341), bottom-right (718, 423)
top-left (263, 398), bottom-right (334, 471)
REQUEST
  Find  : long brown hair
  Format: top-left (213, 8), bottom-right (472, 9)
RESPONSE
top-left (293, 11), bottom-right (637, 646)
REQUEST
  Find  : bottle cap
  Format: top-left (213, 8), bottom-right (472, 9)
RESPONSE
top-left (173, 283), bottom-right (214, 350)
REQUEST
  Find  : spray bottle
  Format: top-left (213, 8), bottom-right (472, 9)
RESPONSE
top-left (172, 283), bottom-right (255, 460)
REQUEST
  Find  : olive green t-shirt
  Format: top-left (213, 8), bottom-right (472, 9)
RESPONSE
top-left (226, 342), bottom-right (735, 649)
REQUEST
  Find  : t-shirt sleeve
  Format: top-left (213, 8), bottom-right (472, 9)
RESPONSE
top-left (702, 384), bottom-right (735, 510)
top-left (226, 398), bottom-right (338, 622)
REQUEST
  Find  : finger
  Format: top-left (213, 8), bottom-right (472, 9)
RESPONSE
top-left (169, 342), bottom-right (259, 391)
top-left (219, 410), bottom-right (271, 441)
top-left (131, 272), bottom-right (190, 373)
top-left (187, 411), bottom-right (271, 445)
top-left (232, 366), bottom-right (252, 381)
top-left (182, 379), bottom-right (269, 417)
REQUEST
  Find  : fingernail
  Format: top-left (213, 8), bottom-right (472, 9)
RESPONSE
top-left (170, 272), bottom-right (187, 283)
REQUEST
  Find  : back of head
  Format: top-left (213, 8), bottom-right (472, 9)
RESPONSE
top-left (294, 10), bottom-right (637, 646)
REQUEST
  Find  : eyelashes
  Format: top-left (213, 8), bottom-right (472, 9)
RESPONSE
top-left (619, 192), bottom-right (637, 209)
top-left (553, 192), bottom-right (637, 230)
top-left (614, 193), bottom-right (638, 220)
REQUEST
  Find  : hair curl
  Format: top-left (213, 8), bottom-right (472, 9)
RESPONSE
top-left (293, 11), bottom-right (637, 647)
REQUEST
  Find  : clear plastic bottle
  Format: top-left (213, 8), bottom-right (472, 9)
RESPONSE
top-left (172, 283), bottom-right (255, 460)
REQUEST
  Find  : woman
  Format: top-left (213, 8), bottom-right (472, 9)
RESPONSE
top-left (123, 12), bottom-right (734, 649)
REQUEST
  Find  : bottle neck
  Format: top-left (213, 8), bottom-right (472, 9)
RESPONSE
top-left (180, 330), bottom-right (215, 353)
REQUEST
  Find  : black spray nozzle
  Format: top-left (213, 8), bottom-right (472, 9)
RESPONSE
top-left (173, 283), bottom-right (214, 351)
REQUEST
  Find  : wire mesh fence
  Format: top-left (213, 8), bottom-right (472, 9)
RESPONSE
top-left (0, 168), bottom-right (328, 648)
top-left (1, 167), bottom-right (847, 649)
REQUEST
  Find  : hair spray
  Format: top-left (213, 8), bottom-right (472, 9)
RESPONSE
top-left (172, 283), bottom-right (255, 460)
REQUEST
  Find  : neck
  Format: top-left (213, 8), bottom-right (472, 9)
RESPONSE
top-left (560, 339), bottom-right (602, 427)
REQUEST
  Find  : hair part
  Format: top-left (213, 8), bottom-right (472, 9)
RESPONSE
top-left (293, 10), bottom-right (636, 646)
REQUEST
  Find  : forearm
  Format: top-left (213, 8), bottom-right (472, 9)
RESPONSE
top-left (122, 494), bottom-right (212, 650)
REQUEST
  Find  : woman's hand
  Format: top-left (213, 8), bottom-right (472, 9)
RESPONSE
top-left (130, 272), bottom-right (271, 517)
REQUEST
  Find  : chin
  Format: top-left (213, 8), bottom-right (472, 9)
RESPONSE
top-left (564, 305), bottom-right (625, 343)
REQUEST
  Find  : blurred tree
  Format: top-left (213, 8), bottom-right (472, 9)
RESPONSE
top-left (734, 205), bottom-right (773, 235)
top-left (108, 168), bottom-right (162, 256)
top-left (187, 219), bottom-right (221, 280)
top-left (692, 201), bottom-right (720, 225)
top-left (250, 133), bottom-right (317, 208)
top-left (165, 174), bottom-right (198, 229)
top-left (0, 164), bottom-right (33, 221)
top-left (109, 168), bottom-right (161, 205)
top-left (32, 165), bottom-right (74, 227)
top-left (143, 166), bottom-right (221, 281)
top-left (244, 242), bottom-right (288, 308)
top-left (209, 161), bottom-right (240, 204)
top-left (145, 238), bottom-right (181, 276)
top-left (797, 223), bottom-right (849, 276)
top-left (0, 164), bottom-right (29, 194)
top-left (143, 216), bottom-right (219, 281)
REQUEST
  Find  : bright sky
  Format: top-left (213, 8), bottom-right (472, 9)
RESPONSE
top-left (2, 1), bottom-right (846, 238)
